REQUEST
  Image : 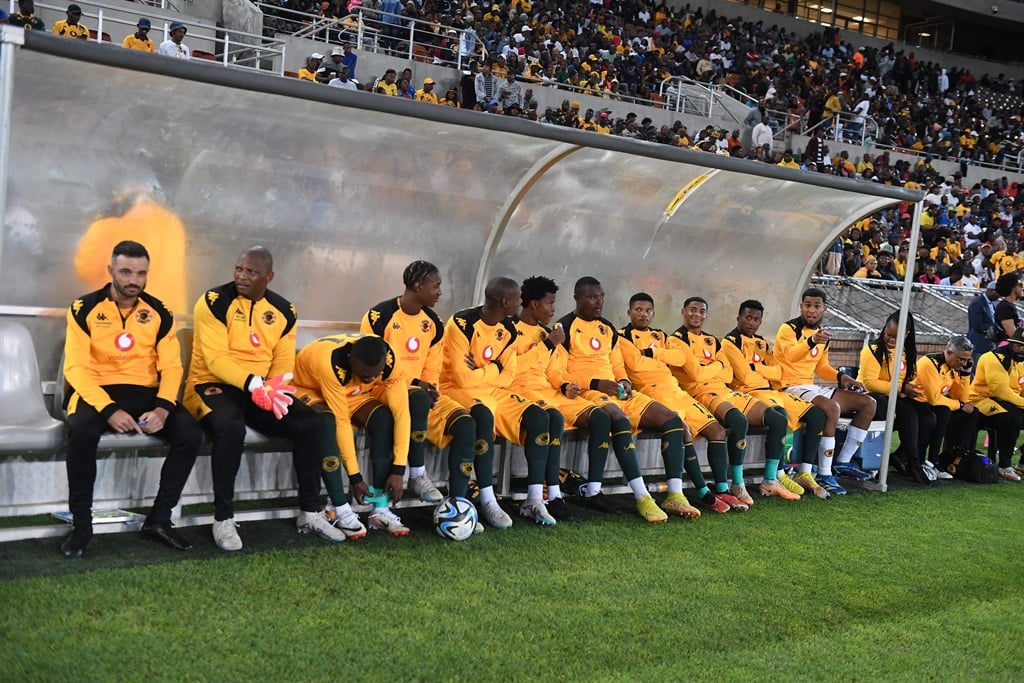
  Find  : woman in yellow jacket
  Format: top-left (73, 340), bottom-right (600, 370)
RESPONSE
top-left (857, 312), bottom-right (936, 485)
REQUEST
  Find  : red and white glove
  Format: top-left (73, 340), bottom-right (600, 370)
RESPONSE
top-left (248, 373), bottom-right (296, 420)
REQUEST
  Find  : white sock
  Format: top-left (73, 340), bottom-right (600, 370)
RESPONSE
top-left (799, 463), bottom-right (814, 474)
top-left (547, 484), bottom-right (562, 500)
top-left (479, 485), bottom-right (497, 505)
top-left (628, 477), bottom-right (647, 499)
top-left (818, 436), bottom-right (836, 475)
top-left (337, 502), bottom-right (355, 515)
top-left (409, 466), bottom-right (426, 478)
top-left (777, 469), bottom-right (787, 479)
top-left (582, 482), bottom-right (602, 497)
top-left (527, 483), bottom-right (544, 500)
top-left (668, 477), bottom-right (683, 494)
top-left (838, 426), bottom-right (867, 463)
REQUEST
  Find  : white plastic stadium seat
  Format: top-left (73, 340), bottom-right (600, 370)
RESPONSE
top-left (0, 321), bottom-right (65, 452)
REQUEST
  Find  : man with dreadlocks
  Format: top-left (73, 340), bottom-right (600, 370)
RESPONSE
top-left (857, 312), bottom-right (935, 486)
top-left (361, 261), bottom-right (478, 518)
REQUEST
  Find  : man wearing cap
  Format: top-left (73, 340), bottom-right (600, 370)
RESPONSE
top-left (297, 53), bottom-right (323, 81)
top-left (875, 246), bottom-right (899, 281)
top-left (9, 0), bottom-right (45, 30)
top-left (122, 18), bottom-right (155, 52)
top-left (969, 328), bottom-right (1024, 481)
top-left (415, 77), bottom-right (440, 103)
top-left (158, 21), bottom-right (191, 59)
top-left (52, 4), bottom-right (89, 39)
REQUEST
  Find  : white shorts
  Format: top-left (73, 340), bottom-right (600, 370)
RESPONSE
top-left (783, 384), bottom-right (836, 401)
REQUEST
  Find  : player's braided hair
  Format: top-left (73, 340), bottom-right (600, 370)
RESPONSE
top-left (403, 260), bottom-right (439, 289)
top-left (872, 311), bottom-right (918, 382)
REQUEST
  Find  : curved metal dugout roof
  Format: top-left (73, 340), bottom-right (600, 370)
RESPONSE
top-left (1, 29), bottom-right (922, 339)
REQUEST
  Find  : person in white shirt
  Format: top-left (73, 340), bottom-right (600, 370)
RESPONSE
top-left (158, 20), bottom-right (191, 59)
top-left (328, 66), bottom-right (358, 90)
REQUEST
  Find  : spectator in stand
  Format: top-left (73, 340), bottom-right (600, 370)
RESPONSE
top-left (440, 86), bottom-right (460, 107)
top-left (297, 53), bottom-right (324, 82)
top-left (777, 149), bottom-right (799, 169)
top-left (853, 256), bottom-right (882, 279)
top-left (751, 115), bottom-right (773, 151)
top-left (340, 42), bottom-right (357, 81)
top-left (375, 68), bottom-right (398, 95)
top-left (52, 4), bottom-right (89, 40)
top-left (415, 77), bottom-right (439, 103)
top-left (497, 71), bottom-right (522, 111)
top-left (328, 65), bottom-right (358, 90)
top-left (917, 259), bottom-right (941, 285)
top-left (875, 247), bottom-right (900, 281)
top-left (158, 21), bottom-right (191, 60)
top-left (122, 17), bottom-right (155, 53)
top-left (8, 0), bottom-right (44, 30)
top-left (475, 62), bottom-right (498, 105)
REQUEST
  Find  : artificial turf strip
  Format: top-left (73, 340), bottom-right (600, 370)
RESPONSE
top-left (1, 480), bottom-right (1022, 681)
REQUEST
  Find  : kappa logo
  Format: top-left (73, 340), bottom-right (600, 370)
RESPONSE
top-left (386, 351), bottom-right (394, 367)
top-left (334, 365), bottom-right (348, 384)
top-left (95, 313), bottom-right (108, 322)
top-left (114, 332), bottom-right (135, 351)
top-left (206, 291), bottom-right (219, 304)
top-left (72, 299), bottom-right (83, 315)
top-left (262, 310), bottom-right (277, 326)
top-left (455, 317), bottom-right (467, 330)
top-left (392, 322), bottom-right (401, 330)
top-left (369, 310), bottom-right (381, 325)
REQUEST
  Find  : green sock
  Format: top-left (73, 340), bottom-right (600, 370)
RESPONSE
top-left (683, 443), bottom-right (707, 488)
top-left (407, 387), bottom-right (432, 469)
top-left (660, 416), bottom-right (685, 480)
top-left (317, 411), bottom-right (348, 507)
top-left (586, 409), bottom-right (611, 483)
top-left (707, 440), bottom-right (729, 492)
top-left (546, 409), bottom-right (565, 487)
top-left (521, 406), bottom-right (549, 486)
top-left (611, 417), bottom-right (642, 481)
top-left (366, 406), bottom-right (396, 491)
top-left (446, 414), bottom-right (475, 498)
top-left (469, 404), bottom-right (495, 490)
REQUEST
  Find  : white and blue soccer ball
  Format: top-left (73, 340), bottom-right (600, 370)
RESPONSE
top-left (433, 496), bottom-right (478, 541)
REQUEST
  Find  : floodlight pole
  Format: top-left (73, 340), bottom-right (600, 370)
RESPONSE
top-left (864, 202), bottom-right (922, 492)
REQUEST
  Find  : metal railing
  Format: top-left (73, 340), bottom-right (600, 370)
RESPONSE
top-left (33, 0), bottom-right (287, 74)
top-left (657, 76), bottom-right (715, 117)
top-left (256, 3), bottom-right (482, 72)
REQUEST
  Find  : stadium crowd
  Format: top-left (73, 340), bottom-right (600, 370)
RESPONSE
top-left (266, 0), bottom-right (1023, 170)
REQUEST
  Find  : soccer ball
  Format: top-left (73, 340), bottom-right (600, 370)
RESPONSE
top-left (433, 497), bottom-right (478, 541)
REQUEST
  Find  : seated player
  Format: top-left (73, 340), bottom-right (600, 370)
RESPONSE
top-left (619, 293), bottom-right (744, 514)
top-left (293, 334), bottom-right (411, 537)
top-left (968, 328), bottom-right (1024, 481)
top-left (668, 296), bottom-right (784, 508)
top-left (510, 276), bottom-right (612, 520)
top-left (721, 299), bottom-right (831, 500)
top-left (914, 335), bottom-right (978, 466)
top-left (440, 277), bottom-right (559, 528)
top-left (857, 312), bottom-right (935, 486)
top-left (774, 288), bottom-right (876, 497)
top-left (183, 246), bottom-right (344, 550)
top-left (552, 277), bottom-right (685, 524)
top-left (361, 261), bottom-right (478, 509)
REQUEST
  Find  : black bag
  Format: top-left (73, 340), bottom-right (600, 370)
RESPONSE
top-left (939, 447), bottom-right (999, 484)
